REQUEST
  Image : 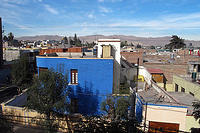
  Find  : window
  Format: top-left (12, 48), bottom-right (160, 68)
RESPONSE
top-left (181, 87), bottom-right (185, 92)
top-left (175, 84), bottom-right (178, 92)
top-left (71, 69), bottom-right (78, 84)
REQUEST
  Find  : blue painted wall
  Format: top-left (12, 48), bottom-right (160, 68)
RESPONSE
top-left (36, 57), bottom-right (114, 115)
top-left (136, 94), bottom-right (143, 123)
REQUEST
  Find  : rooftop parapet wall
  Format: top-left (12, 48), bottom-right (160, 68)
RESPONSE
top-left (98, 39), bottom-right (121, 64)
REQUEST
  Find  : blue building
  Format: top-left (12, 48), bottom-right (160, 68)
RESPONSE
top-left (36, 56), bottom-right (114, 115)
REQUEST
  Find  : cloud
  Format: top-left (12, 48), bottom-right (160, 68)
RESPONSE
top-left (99, 6), bottom-right (112, 13)
top-left (100, 12), bottom-right (200, 30)
top-left (1, 0), bottom-right (28, 5)
top-left (44, 4), bottom-right (59, 15)
top-left (88, 13), bottom-right (95, 19)
top-left (163, 13), bottom-right (200, 23)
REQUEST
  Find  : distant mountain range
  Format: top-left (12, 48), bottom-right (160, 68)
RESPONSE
top-left (16, 35), bottom-right (200, 47)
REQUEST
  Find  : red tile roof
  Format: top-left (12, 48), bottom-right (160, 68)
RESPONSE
top-left (147, 68), bottom-right (163, 74)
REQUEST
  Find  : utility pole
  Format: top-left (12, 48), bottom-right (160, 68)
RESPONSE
top-left (0, 17), bottom-right (3, 66)
top-left (136, 58), bottom-right (139, 92)
top-left (128, 58), bottom-right (139, 133)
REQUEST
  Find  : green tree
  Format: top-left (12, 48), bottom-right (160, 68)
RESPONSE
top-left (74, 34), bottom-right (78, 44)
top-left (76, 38), bottom-right (82, 47)
top-left (3, 35), bottom-right (8, 42)
top-left (130, 43), bottom-right (134, 46)
top-left (121, 41), bottom-right (128, 48)
top-left (26, 70), bottom-right (69, 132)
top-left (11, 55), bottom-right (33, 88)
top-left (7, 32), bottom-right (14, 46)
top-left (62, 36), bottom-right (68, 44)
top-left (88, 41), bottom-right (96, 48)
top-left (69, 37), bottom-right (74, 46)
top-left (192, 102), bottom-right (200, 124)
top-left (73, 34), bottom-right (82, 47)
top-left (101, 96), bottom-right (130, 120)
top-left (150, 45), bottom-right (155, 49)
top-left (165, 35), bottom-right (186, 50)
top-left (136, 44), bottom-right (142, 48)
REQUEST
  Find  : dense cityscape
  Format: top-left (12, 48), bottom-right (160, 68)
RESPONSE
top-left (1, 0), bottom-right (200, 132)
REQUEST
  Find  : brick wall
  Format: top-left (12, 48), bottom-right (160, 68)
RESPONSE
top-left (144, 64), bottom-right (188, 83)
top-left (121, 52), bottom-right (143, 65)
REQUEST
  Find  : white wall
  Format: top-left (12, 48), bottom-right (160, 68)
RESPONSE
top-left (139, 66), bottom-right (152, 85)
top-left (143, 104), bottom-right (187, 131)
top-left (3, 50), bottom-right (20, 61)
top-left (97, 39), bottom-right (121, 64)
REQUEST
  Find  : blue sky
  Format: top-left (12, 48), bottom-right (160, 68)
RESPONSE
top-left (1, 0), bottom-right (200, 40)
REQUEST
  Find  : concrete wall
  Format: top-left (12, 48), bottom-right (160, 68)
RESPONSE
top-left (1, 102), bottom-right (75, 132)
top-left (97, 39), bottom-right (120, 64)
top-left (157, 83), bottom-right (173, 92)
top-left (36, 57), bottom-right (114, 115)
top-left (185, 116), bottom-right (199, 132)
top-left (56, 52), bottom-right (82, 57)
top-left (139, 66), bottom-right (152, 85)
top-left (1, 103), bottom-right (41, 126)
top-left (121, 67), bottom-right (137, 84)
top-left (173, 75), bottom-right (200, 100)
top-left (3, 50), bottom-right (21, 61)
top-left (56, 52), bottom-right (93, 57)
top-left (143, 104), bottom-right (187, 131)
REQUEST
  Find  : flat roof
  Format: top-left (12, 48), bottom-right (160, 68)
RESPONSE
top-left (36, 56), bottom-right (113, 60)
top-left (138, 87), bottom-right (172, 105)
top-left (137, 87), bottom-right (188, 107)
top-left (168, 92), bottom-right (199, 106)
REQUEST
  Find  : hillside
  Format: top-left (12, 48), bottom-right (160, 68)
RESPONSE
top-left (16, 35), bottom-right (200, 47)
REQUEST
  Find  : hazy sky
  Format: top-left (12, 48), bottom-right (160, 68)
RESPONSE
top-left (1, 0), bottom-right (200, 40)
